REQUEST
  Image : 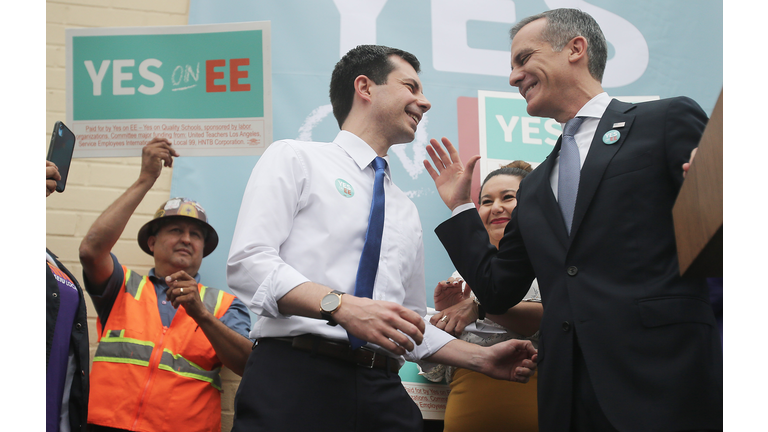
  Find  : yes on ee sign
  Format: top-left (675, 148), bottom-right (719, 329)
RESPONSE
top-left (83, 58), bottom-right (251, 96)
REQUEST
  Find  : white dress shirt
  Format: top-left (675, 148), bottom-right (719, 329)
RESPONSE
top-left (227, 130), bottom-right (454, 363)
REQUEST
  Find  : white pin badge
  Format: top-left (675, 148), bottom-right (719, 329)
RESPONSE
top-left (612, 122), bottom-right (625, 128)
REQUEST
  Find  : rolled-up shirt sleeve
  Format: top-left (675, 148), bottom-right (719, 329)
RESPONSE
top-left (227, 141), bottom-right (310, 319)
top-left (397, 231), bottom-right (455, 363)
top-left (407, 323), bottom-right (455, 367)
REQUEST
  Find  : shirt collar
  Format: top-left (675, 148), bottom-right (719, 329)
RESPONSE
top-left (560, 92), bottom-right (611, 128)
top-left (149, 268), bottom-right (202, 287)
top-left (334, 130), bottom-right (391, 174)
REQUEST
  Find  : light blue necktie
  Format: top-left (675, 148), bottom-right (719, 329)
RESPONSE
top-left (558, 117), bottom-right (584, 235)
top-left (348, 156), bottom-right (387, 349)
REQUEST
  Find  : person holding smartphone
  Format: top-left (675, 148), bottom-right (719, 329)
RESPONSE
top-left (47, 160), bottom-right (90, 432)
top-left (47, 121), bottom-right (76, 193)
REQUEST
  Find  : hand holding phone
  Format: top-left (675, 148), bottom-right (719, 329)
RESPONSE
top-left (46, 121), bottom-right (76, 193)
top-left (46, 161), bottom-right (61, 197)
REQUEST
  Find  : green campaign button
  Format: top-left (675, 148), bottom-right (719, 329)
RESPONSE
top-left (335, 178), bottom-right (354, 198)
top-left (602, 130), bottom-right (620, 145)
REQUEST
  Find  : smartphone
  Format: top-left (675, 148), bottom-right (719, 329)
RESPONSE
top-left (46, 121), bottom-right (77, 193)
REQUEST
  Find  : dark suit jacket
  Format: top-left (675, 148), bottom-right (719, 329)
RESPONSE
top-left (436, 97), bottom-right (722, 432)
top-left (46, 249), bottom-right (90, 432)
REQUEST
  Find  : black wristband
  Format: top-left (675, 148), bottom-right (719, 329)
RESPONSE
top-left (473, 296), bottom-right (486, 321)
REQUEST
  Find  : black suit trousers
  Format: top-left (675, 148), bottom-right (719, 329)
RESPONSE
top-left (232, 338), bottom-right (422, 432)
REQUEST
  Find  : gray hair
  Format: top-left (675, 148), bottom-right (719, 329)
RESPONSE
top-left (510, 8), bottom-right (607, 82)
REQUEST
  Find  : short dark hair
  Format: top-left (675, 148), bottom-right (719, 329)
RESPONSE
top-left (479, 160), bottom-right (533, 202)
top-left (329, 45), bottom-right (421, 128)
top-left (510, 8), bottom-right (607, 82)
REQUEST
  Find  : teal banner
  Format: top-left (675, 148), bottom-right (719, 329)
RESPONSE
top-left (66, 22), bottom-right (272, 157)
top-left (175, 0), bottom-right (722, 308)
top-left (72, 31), bottom-right (264, 120)
top-left (480, 91), bottom-right (561, 164)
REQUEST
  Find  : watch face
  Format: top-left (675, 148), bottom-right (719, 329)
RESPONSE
top-left (321, 293), bottom-right (340, 312)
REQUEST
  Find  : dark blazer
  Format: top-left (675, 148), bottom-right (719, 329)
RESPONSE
top-left (46, 249), bottom-right (90, 432)
top-left (436, 97), bottom-right (722, 432)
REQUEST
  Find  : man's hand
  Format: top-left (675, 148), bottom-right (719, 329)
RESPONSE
top-left (423, 137), bottom-right (480, 211)
top-left (166, 270), bottom-right (254, 376)
top-left (333, 295), bottom-right (426, 356)
top-left (46, 161), bottom-right (61, 197)
top-left (478, 339), bottom-right (538, 383)
top-left (682, 147), bottom-right (698, 178)
top-left (426, 338), bottom-right (537, 383)
top-left (139, 137), bottom-right (179, 184)
top-left (165, 270), bottom-right (208, 321)
top-left (431, 297), bottom-right (478, 337)
top-left (277, 282), bottom-right (426, 356)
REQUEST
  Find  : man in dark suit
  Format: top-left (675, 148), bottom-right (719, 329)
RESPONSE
top-left (423, 8), bottom-right (722, 432)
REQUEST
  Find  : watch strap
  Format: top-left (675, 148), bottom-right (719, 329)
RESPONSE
top-left (321, 290), bottom-right (344, 326)
top-left (473, 296), bottom-right (486, 321)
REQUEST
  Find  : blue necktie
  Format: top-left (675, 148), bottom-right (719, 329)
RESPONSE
top-left (558, 117), bottom-right (584, 235)
top-left (348, 156), bottom-right (387, 349)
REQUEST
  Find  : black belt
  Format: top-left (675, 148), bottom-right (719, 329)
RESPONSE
top-left (266, 334), bottom-right (400, 373)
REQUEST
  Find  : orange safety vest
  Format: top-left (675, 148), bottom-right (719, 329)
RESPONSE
top-left (88, 266), bottom-right (235, 432)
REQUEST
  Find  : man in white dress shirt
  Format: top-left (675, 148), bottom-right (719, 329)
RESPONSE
top-left (227, 45), bottom-right (538, 432)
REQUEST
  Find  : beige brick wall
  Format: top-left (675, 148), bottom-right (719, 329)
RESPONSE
top-left (46, 2), bottom-right (241, 430)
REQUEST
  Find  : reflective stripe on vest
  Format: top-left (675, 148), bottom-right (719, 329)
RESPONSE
top-left (94, 276), bottom-right (228, 390)
top-left (158, 350), bottom-right (222, 390)
top-left (126, 272), bottom-right (223, 316)
top-left (124, 268), bottom-right (147, 300)
top-left (94, 332), bottom-right (223, 390)
top-left (93, 330), bottom-right (154, 367)
top-left (200, 285), bottom-right (226, 316)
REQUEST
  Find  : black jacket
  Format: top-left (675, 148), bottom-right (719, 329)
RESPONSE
top-left (46, 249), bottom-right (89, 432)
top-left (437, 97), bottom-right (722, 432)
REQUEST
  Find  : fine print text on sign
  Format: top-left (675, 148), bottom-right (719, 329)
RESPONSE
top-left (73, 119), bottom-right (265, 157)
top-left (402, 382), bottom-right (450, 420)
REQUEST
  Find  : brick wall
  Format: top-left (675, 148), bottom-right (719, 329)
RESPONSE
top-left (46, 2), bottom-right (241, 430)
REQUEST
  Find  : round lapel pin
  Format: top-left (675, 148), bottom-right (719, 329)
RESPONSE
top-left (335, 178), bottom-right (355, 198)
top-left (602, 130), bottom-right (620, 145)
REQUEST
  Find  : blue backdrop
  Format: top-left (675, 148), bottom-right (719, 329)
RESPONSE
top-left (170, 0), bottom-right (723, 317)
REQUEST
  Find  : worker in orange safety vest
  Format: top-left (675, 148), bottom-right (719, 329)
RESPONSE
top-left (79, 138), bottom-right (253, 432)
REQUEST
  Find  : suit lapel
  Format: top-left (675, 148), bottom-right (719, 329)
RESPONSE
top-left (570, 99), bottom-right (636, 238)
top-left (531, 139), bottom-right (570, 247)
